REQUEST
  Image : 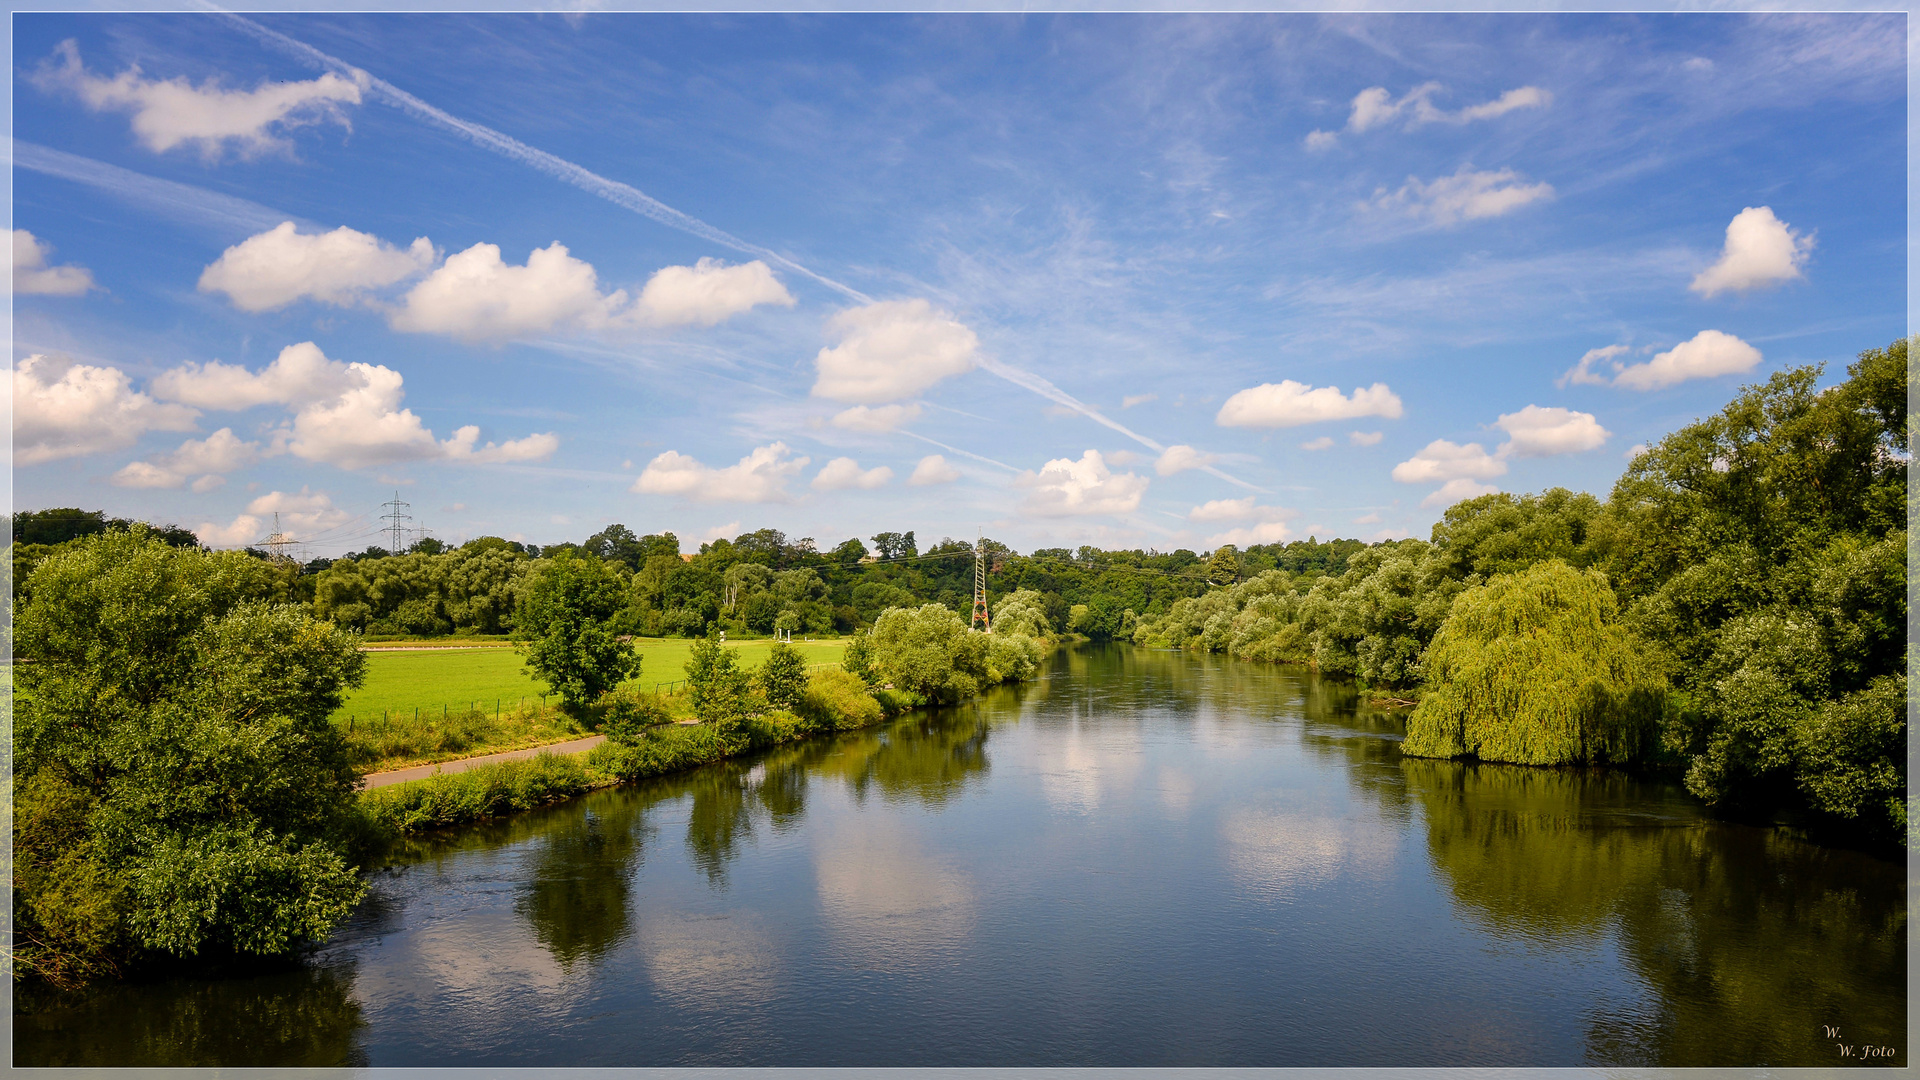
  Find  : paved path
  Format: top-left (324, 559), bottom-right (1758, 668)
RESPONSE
top-left (361, 735), bottom-right (606, 789)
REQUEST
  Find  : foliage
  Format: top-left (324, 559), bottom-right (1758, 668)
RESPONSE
top-left (867, 603), bottom-right (1044, 704)
top-left (684, 630), bottom-right (753, 724)
top-left (1401, 560), bottom-right (1666, 766)
top-left (515, 551), bottom-right (639, 716)
top-left (796, 668), bottom-right (885, 730)
top-left (358, 752), bottom-right (596, 833)
top-left (1206, 545), bottom-right (1240, 586)
top-left (755, 640), bottom-right (809, 709)
top-left (841, 629), bottom-right (878, 685)
top-left (14, 528), bottom-right (369, 983)
top-left (598, 690), bottom-right (676, 743)
top-left (990, 588), bottom-right (1053, 637)
top-left (1599, 340), bottom-right (1907, 838)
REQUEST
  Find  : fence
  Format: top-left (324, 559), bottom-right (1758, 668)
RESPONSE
top-left (342, 696), bottom-right (558, 732)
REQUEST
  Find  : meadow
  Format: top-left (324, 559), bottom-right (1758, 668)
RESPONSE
top-left (331, 637), bottom-right (849, 773)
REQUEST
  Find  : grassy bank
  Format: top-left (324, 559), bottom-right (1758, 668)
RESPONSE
top-left (357, 676), bottom-right (922, 839)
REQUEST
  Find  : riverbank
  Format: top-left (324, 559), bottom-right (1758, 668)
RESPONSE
top-left (356, 677), bottom-right (925, 843)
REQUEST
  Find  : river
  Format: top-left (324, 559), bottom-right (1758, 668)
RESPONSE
top-left (14, 643), bottom-right (1907, 1067)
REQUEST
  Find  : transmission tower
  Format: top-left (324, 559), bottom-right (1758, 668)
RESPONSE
top-left (381, 490), bottom-right (412, 554)
top-left (263, 512), bottom-right (295, 564)
top-left (970, 529), bottom-right (992, 633)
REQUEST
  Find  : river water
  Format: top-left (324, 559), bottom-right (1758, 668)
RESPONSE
top-left (15, 644), bottom-right (1907, 1067)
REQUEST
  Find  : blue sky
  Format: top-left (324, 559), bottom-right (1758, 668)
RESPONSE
top-left (10, 12), bottom-right (1906, 556)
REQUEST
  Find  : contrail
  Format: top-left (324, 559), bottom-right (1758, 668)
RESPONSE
top-left (208, 8), bottom-right (873, 306)
top-left (14, 141), bottom-right (304, 238)
top-left (207, 10), bottom-right (1260, 492)
top-left (896, 430), bottom-right (1020, 474)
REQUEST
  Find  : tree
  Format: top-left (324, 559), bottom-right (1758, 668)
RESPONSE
top-left (1206, 545), bottom-right (1240, 586)
top-left (756, 640), bottom-right (809, 710)
top-left (1401, 560), bottom-right (1666, 766)
top-left (870, 531), bottom-right (917, 560)
top-left (14, 528), bottom-right (369, 984)
top-left (867, 603), bottom-right (988, 703)
top-left (516, 551), bottom-right (639, 716)
top-left (685, 629), bottom-right (752, 724)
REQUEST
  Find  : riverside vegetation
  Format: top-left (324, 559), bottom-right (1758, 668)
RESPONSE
top-left (10, 532), bottom-right (1045, 987)
top-left (1132, 340), bottom-right (1907, 843)
top-left (8, 337), bottom-right (1904, 989)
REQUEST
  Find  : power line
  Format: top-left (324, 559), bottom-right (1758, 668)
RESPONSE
top-left (380, 490), bottom-right (412, 554)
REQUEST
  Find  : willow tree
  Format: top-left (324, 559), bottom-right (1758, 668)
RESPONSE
top-left (1401, 560), bottom-right (1664, 766)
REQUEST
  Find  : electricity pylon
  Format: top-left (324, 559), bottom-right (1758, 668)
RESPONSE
top-left (970, 530), bottom-right (991, 633)
top-left (381, 490), bottom-right (412, 554)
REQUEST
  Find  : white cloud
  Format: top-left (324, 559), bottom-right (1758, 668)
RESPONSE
top-left (1625, 443), bottom-right (1649, 459)
top-left (1612, 330), bottom-right (1762, 390)
top-left (701, 522), bottom-right (741, 542)
top-left (197, 487), bottom-right (350, 548)
top-left (10, 354), bottom-right (198, 465)
top-left (1017, 450), bottom-right (1149, 517)
top-left (830, 403), bottom-right (923, 433)
top-left (633, 442), bottom-right (808, 503)
top-left (909, 455), bottom-right (960, 486)
top-left (1343, 83), bottom-right (1550, 135)
top-left (1121, 393), bottom-right (1158, 409)
top-left (1690, 207), bottom-right (1813, 298)
top-left (1349, 430), bottom-right (1384, 446)
top-left (1106, 450), bottom-right (1143, 466)
top-left (1189, 497), bottom-right (1291, 523)
top-left (1421, 478), bottom-right (1501, 509)
top-left (112, 427), bottom-right (263, 489)
top-left (36, 41), bottom-right (361, 160)
top-left (391, 241), bottom-right (627, 342)
top-left (1369, 166), bottom-right (1554, 226)
top-left (1558, 344), bottom-right (1632, 388)
top-left (1155, 444), bottom-right (1219, 475)
top-left (1205, 521), bottom-right (1294, 547)
top-left (1353, 512), bottom-right (1383, 525)
top-left (811, 299), bottom-right (978, 404)
top-left (440, 426), bottom-right (562, 464)
top-left (1367, 527), bottom-right (1412, 541)
top-left (1216, 380), bottom-right (1403, 428)
top-left (151, 342), bottom-right (558, 470)
top-left (198, 222), bottom-right (434, 312)
top-left (152, 340), bottom-right (358, 410)
top-left (635, 257), bottom-right (794, 327)
top-left (1303, 129), bottom-right (1339, 152)
top-left (1300, 436), bottom-right (1334, 451)
top-left (812, 457), bottom-right (893, 492)
top-left (1391, 439), bottom-right (1507, 484)
top-left (14, 230), bottom-right (94, 295)
top-left (1493, 405), bottom-right (1610, 458)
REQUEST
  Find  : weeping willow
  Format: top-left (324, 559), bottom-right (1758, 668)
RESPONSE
top-left (1401, 559), bottom-right (1665, 766)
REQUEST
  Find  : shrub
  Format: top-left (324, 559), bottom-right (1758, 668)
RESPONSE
top-left (685, 629), bottom-right (754, 723)
top-left (1402, 560), bottom-right (1666, 766)
top-left (598, 690), bottom-right (676, 744)
top-left (796, 667), bottom-right (884, 730)
top-left (359, 753), bottom-right (594, 833)
top-left (756, 640), bottom-right (809, 710)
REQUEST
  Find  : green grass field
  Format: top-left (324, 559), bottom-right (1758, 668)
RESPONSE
top-left (332, 637), bottom-right (848, 724)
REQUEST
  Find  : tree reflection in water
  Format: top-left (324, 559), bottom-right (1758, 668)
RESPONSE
top-left (13, 962), bottom-right (368, 1067)
top-left (514, 789), bottom-right (647, 969)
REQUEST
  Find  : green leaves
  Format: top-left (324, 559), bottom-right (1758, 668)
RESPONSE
top-left (516, 551), bottom-right (639, 716)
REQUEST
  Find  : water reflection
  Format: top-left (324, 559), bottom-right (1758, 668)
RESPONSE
top-left (514, 792), bottom-right (645, 969)
top-left (14, 962), bottom-right (367, 1067)
top-left (12, 644), bottom-right (1905, 1068)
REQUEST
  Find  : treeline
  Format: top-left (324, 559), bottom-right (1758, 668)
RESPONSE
top-left (1135, 340), bottom-right (1908, 843)
top-left (11, 511), bottom-right (1364, 643)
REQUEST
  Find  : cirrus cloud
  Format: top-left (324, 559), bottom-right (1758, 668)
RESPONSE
top-left (1216, 380), bottom-right (1403, 428)
top-left (1368, 166), bottom-right (1554, 226)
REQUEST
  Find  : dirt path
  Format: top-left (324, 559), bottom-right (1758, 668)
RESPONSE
top-left (360, 735), bottom-right (606, 789)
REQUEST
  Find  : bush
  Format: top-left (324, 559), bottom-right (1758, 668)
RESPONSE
top-left (685, 629), bottom-right (754, 723)
top-left (796, 667), bottom-right (884, 730)
top-left (1402, 560), bottom-right (1666, 766)
top-left (597, 690), bottom-right (675, 744)
top-left (756, 640), bottom-right (809, 709)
